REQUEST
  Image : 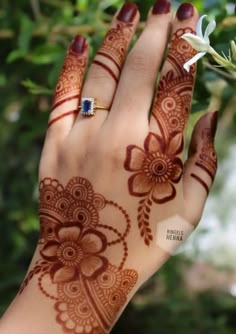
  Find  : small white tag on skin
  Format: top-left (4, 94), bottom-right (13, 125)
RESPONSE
top-left (156, 215), bottom-right (194, 255)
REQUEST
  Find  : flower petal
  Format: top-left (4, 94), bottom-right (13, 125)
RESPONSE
top-left (183, 52), bottom-right (206, 72)
top-left (124, 146), bottom-right (146, 171)
top-left (144, 132), bottom-right (164, 154)
top-left (152, 182), bottom-right (176, 204)
top-left (57, 224), bottom-right (82, 242)
top-left (171, 158), bottom-right (183, 183)
top-left (181, 34), bottom-right (210, 52)
top-left (167, 133), bottom-right (184, 156)
top-left (51, 265), bottom-right (77, 283)
top-left (80, 230), bottom-right (106, 254)
top-left (40, 241), bottom-right (59, 260)
top-left (196, 15), bottom-right (207, 38)
top-left (80, 255), bottom-right (108, 279)
top-left (204, 19), bottom-right (216, 41)
top-left (128, 173), bottom-right (153, 196)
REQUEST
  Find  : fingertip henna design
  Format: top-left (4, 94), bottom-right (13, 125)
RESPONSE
top-left (51, 41), bottom-right (87, 113)
top-left (94, 22), bottom-right (134, 83)
top-left (152, 28), bottom-right (197, 139)
top-left (20, 177), bottom-right (138, 334)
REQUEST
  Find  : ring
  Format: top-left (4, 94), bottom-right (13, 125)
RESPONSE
top-left (79, 97), bottom-right (109, 116)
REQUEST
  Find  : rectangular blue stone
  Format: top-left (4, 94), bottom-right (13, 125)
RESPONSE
top-left (83, 99), bottom-right (91, 113)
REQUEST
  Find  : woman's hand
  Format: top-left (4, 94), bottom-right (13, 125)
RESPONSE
top-left (0, 1), bottom-right (217, 334)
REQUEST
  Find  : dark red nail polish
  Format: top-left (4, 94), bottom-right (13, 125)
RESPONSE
top-left (117, 2), bottom-right (138, 23)
top-left (71, 35), bottom-right (86, 53)
top-left (152, 0), bottom-right (171, 15)
top-left (177, 3), bottom-right (194, 21)
top-left (210, 111), bottom-right (218, 139)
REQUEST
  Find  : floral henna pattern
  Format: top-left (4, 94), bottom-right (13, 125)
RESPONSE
top-left (125, 28), bottom-right (196, 246)
top-left (19, 177), bottom-right (137, 334)
top-left (94, 22), bottom-right (134, 82)
top-left (124, 132), bottom-right (183, 245)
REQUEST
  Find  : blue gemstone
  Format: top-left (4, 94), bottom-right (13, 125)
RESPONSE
top-left (83, 99), bottom-right (91, 113)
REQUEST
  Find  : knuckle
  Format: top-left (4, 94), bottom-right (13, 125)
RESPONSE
top-left (126, 53), bottom-right (151, 75)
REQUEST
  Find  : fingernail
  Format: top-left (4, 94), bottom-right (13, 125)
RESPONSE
top-left (210, 111), bottom-right (218, 139)
top-left (71, 35), bottom-right (86, 53)
top-left (177, 3), bottom-right (194, 21)
top-left (152, 0), bottom-right (171, 15)
top-left (117, 2), bottom-right (138, 23)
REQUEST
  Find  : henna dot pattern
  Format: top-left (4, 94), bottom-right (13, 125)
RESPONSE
top-left (19, 177), bottom-right (137, 334)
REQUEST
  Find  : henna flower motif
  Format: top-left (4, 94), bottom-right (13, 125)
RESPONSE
top-left (125, 132), bottom-right (183, 203)
top-left (40, 223), bottom-right (108, 283)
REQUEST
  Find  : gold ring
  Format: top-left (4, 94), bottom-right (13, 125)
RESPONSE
top-left (79, 97), bottom-right (109, 116)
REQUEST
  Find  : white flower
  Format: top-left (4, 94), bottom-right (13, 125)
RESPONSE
top-left (181, 15), bottom-right (216, 72)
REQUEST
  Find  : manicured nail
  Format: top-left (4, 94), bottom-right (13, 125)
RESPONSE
top-left (117, 2), bottom-right (138, 23)
top-left (176, 3), bottom-right (194, 21)
top-left (71, 35), bottom-right (86, 53)
top-left (210, 111), bottom-right (218, 139)
top-left (152, 0), bottom-right (171, 15)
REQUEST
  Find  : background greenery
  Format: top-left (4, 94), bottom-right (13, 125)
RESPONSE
top-left (1, 0), bottom-right (236, 332)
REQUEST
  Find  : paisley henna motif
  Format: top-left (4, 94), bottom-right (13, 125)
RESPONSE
top-left (19, 177), bottom-right (137, 334)
top-left (152, 28), bottom-right (196, 139)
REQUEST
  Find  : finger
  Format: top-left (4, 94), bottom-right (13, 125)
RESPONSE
top-left (150, 3), bottom-right (198, 139)
top-left (47, 35), bottom-right (88, 139)
top-left (183, 112), bottom-right (218, 225)
top-left (109, 0), bottom-right (173, 127)
top-left (76, 3), bottom-right (139, 127)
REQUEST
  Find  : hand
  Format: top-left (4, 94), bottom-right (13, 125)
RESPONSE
top-left (0, 1), bottom-right (217, 334)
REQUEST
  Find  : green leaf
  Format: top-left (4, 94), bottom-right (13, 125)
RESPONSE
top-left (21, 79), bottom-right (53, 95)
top-left (18, 15), bottom-right (34, 53)
top-left (7, 49), bottom-right (26, 63)
top-left (29, 44), bottom-right (63, 64)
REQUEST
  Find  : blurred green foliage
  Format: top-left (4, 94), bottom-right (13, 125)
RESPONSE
top-left (1, 0), bottom-right (236, 332)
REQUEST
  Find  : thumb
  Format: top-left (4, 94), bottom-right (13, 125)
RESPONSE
top-left (183, 112), bottom-right (218, 225)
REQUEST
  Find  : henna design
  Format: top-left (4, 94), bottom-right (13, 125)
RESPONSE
top-left (125, 28), bottom-right (196, 246)
top-left (51, 46), bottom-right (87, 112)
top-left (195, 128), bottom-right (217, 181)
top-left (124, 132), bottom-right (183, 246)
top-left (48, 110), bottom-right (78, 128)
top-left (20, 177), bottom-right (137, 334)
top-left (93, 22), bottom-right (133, 82)
top-left (93, 60), bottom-right (118, 84)
top-left (190, 173), bottom-right (209, 195)
top-left (191, 128), bottom-right (217, 194)
top-left (152, 28), bottom-right (196, 139)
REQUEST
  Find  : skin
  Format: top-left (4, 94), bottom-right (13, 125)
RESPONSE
top-left (0, 2), bottom-right (217, 334)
